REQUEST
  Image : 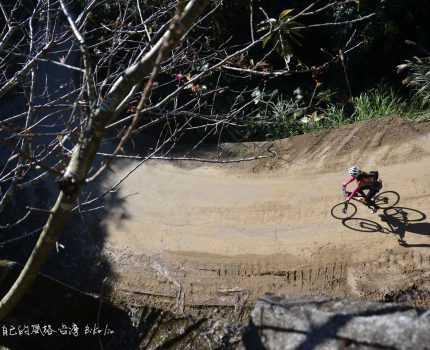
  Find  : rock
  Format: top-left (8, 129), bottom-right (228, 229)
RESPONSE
top-left (239, 294), bottom-right (430, 349)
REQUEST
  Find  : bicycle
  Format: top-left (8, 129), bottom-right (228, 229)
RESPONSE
top-left (331, 190), bottom-right (400, 220)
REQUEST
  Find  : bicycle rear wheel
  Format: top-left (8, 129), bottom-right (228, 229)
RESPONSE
top-left (373, 191), bottom-right (400, 209)
top-left (331, 201), bottom-right (357, 219)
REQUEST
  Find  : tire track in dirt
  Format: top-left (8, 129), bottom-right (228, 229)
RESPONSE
top-left (110, 246), bottom-right (430, 316)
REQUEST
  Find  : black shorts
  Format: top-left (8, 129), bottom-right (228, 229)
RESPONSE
top-left (359, 181), bottom-right (381, 200)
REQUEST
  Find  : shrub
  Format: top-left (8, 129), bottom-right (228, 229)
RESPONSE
top-left (398, 57), bottom-right (430, 107)
top-left (244, 87), bottom-right (429, 141)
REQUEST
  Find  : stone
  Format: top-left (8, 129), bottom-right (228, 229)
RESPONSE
top-left (239, 294), bottom-right (430, 349)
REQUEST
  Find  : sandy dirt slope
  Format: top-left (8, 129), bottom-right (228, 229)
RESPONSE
top-left (101, 117), bottom-right (430, 312)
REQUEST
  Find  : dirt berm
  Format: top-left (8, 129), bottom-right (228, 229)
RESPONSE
top-left (100, 117), bottom-right (430, 315)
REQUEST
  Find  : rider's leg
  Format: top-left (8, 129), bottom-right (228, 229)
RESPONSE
top-left (366, 186), bottom-right (378, 203)
top-left (364, 185), bottom-right (379, 213)
top-left (357, 188), bottom-right (369, 204)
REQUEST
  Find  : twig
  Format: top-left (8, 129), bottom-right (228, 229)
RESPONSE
top-left (0, 26), bottom-right (17, 53)
top-left (97, 153), bottom-right (272, 163)
top-left (291, 13), bottom-right (376, 30)
top-left (0, 211), bottom-right (31, 230)
top-left (301, 1), bottom-right (356, 17)
top-left (249, 0), bottom-right (255, 42)
top-left (107, 30), bottom-right (274, 129)
top-left (222, 65), bottom-right (311, 77)
top-left (26, 206), bottom-right (53, 213)
top-left (59, 0), bottom-right (96, 105)
top-left (0, 226), bottom-right (42, 247)
top-left (118, 288), bottom-right (176, 299)
top-left (0, 138), bottom-right (63, 177)
top-left (0, 41), bottom-right (53, 99)
top-left (36, 57), bottom-right (85, 73)
top-left (339, 49), bottom-right (352, 101)
top-left (88, 0), bottom-right (201, 181)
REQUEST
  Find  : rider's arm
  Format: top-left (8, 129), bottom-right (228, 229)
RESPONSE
top-left (342, 176), bottom-right (354, 191)
top-left (342, 176), bottom-right (355, 187)
top-left (342, 176), bottom-right (357, 200)
top-left (346, 185), bottom-right (360, 201)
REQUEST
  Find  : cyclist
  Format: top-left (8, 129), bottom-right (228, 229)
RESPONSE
top-left (342, 165), bottom-right (382, 213)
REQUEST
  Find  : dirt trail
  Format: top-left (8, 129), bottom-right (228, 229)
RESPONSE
top-left (101, 117), bottom-right (430, 313)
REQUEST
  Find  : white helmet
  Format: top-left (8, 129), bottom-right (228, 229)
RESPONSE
top-left (348, 165), bottom-right (361, 177)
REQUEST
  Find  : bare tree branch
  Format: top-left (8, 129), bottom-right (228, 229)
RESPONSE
top-left (0, 42), bottom-right (53, 99)
top-left (0, 0), bottom-right (210, 321)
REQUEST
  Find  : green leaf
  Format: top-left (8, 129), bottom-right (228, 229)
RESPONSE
top-left (262, 34), bottom-right (273, 48)
top-left (279, 8), bottom-right (294, 20)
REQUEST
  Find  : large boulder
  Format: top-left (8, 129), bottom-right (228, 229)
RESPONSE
top-left (240, 294), bottom-right (430, 349)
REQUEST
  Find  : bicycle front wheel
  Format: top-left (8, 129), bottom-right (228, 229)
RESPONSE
top-left (373, 191), bottom-right (400, 209)
top-left (331, 201), bottom-right (357, 220)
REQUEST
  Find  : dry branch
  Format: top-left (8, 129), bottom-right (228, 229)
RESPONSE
top-left (0, 0), bottom-right (210, 321)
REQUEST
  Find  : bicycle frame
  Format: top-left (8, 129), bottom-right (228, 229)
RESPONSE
top-left (345, 192), bottom-right (374, 207)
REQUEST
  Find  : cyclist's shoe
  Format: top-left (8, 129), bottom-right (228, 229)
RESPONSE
top-left (398, 239), bottom-right (407, 246)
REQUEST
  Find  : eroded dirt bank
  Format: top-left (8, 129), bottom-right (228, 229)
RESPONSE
top-left (100, 117), bottom-right (430, 314)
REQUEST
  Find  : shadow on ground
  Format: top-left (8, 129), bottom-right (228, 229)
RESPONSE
top-left (1, 126), bottom-right (237, 349)
top-left (342, 206), bottom-right (430, 247)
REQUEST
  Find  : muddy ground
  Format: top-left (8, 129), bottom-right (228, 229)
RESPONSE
top-left (98, 117), bottom-right (430, 318)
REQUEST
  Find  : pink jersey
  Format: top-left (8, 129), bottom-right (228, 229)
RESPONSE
top-left (342, 176), bottom-right (367, 200)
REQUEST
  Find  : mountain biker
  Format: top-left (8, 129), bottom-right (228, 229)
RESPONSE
top-left (342, 165), bottom-right (382, 213)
